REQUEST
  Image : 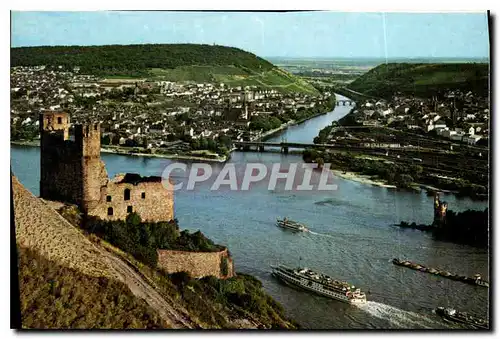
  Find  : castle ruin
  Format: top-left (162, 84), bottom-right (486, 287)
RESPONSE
top-left (39, 111), bottom-right (174, 222)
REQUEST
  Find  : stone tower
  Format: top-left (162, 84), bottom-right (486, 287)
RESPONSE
top-left (433, 193), bottom-right (448, 225)
top-left (75, 122), bottom-right (108, 212)
top-left (39, 111), bottom-right (108, 212)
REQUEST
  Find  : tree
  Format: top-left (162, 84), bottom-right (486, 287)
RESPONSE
top-left (394, 174), bottom-right (414, 188)
top-left (170, 271), bottom-right (191, 288)
top-left (111, 134), bottom-right (121, 145)
top-left (126, 212), bottom-right (142, 227)
top-left (101, 134), bottom-right (111, 145)
top-left (124, 139), bottom-right (138, 147)
top-left (207, 138), bottom-right (216, 152)
top-left (199, 138), bottom-right (209, 150)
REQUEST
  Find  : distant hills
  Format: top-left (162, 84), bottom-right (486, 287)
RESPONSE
top-left (267, 56), bottom-right (489, 63)
top-left (10, 44), bottom-right (319, 95)
top-left (345, 63), bottom-right (489, 98)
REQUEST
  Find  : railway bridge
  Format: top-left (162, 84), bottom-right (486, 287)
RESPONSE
top-left (232, 140), bottom-right (407, 154)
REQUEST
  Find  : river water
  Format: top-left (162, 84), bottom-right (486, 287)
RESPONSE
top-left (11, 94), bottom-right (489, 329)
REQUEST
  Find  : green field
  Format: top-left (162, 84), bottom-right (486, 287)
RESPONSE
top-left (346, 63), bottom-right (489, 98)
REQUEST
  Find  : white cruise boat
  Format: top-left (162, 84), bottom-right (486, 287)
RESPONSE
top-left (271, 264), bottom-right (366, 304)
top-left (276, 218), bottom-right (309, 232)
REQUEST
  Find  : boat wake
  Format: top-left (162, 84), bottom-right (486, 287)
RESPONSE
top-left (356, 301), bottom-right (443, 329)
top-left (308, 231), bottom-right (336, 238)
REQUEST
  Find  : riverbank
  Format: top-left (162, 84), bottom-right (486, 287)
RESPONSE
top-left (331, 167), bottom-right (458, 193)
top-left (100, 148), bottom-right (227, 162)
top-left (331, 169), bottom-right (397, 188)
top-left (254, 120), bottom-right (297, 141)
top-left (10, 140), bottom-right (227, 163)
top-left (255, 98), bottom-right (338, 142)
top-left (252, 112), bottom-right (330, 142)
top-left (304, 146), bottom-right (487, 200)
top-left (10, 140), bottom-right (39, 147)
top-left (331, 167), bottom-right (488, 200)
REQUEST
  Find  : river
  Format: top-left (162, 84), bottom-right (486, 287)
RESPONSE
top-left (10, 94), bottom-right (489, 329)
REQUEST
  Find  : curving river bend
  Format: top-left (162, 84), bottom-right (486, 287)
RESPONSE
top-left (11, 94), bottom-right (489, 329)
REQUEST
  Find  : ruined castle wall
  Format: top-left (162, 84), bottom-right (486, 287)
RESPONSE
top-left (157, 248), bottom-right (234, 279)
top-left (87, 179), bottom-right (174, 222)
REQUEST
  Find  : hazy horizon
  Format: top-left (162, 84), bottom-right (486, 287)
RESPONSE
top-left (8, 42), bottom-right (490, 62)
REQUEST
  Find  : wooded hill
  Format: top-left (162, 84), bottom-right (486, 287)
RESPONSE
top-left (11, 44), bottom-right (318, 94)
top-left (11, 44), bottom-right (274, 75)
top-left (346, 63), bottom-right (489, 98)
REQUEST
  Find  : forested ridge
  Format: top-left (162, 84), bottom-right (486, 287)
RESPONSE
top-left (11, 44), bottom-right (275, 76)
top-left (347, 63), bottom-right (489, 98)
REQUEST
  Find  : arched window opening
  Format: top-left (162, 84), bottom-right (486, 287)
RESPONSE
top-left (124, 188), bottom-right (131, 201)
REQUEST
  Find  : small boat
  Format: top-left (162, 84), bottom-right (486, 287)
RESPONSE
top-left (473, 274), bottom-right (489, 287)
top-left (276, 218), bottom-right (309, 232)
top-left (435, 307), bottom-right (488, 329)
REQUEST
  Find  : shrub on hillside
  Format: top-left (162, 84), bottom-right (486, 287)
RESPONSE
top-left (83, 213), bottom-right (224, 268)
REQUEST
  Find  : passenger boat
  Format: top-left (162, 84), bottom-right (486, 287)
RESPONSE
top-left (276, 218), bottom-right (309, 232)
top-left (435, 307), bottom-right (489, 329)
top-left (271, 264), bottom-right (367, 304)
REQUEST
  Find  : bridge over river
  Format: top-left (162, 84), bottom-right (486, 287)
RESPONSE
top-left (232, 140), bottom-right (444, 155)
top-left (336, 99), bottom-right (355, 106)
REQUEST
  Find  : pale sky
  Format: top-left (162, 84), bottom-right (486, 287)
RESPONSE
top-left (11, 11), bottom-right (490, 59)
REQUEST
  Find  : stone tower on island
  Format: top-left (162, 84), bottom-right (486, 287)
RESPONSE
top-left (433, 193), bottom-right (448, 226)
top-left (39, 111), bottom-right (174, 222)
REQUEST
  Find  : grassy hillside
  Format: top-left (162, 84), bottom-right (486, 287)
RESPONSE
top-left (150, 65), bottom-right (318, 94)
top-left (347, 63), bottom-right (489, 98)
top-left (11, 43), bottom-right (318, 95)
top-left (12, 176), bottom-right (115, 280)
top-left (17, 246), bottom-right (166, 329)
top-left (13, 175), bottom-right (297, 329)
